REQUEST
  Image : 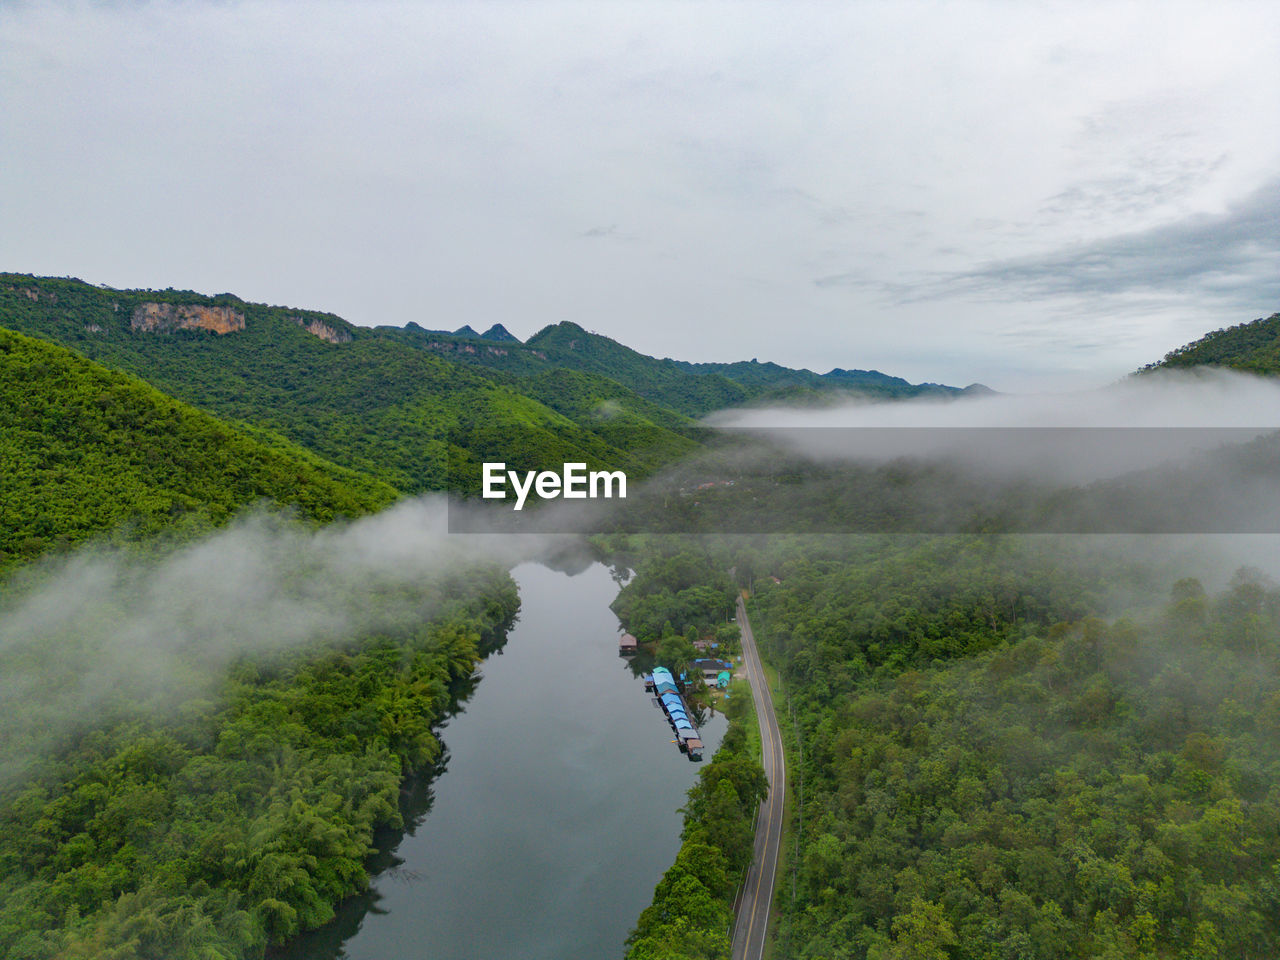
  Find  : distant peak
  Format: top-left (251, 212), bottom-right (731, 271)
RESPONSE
top-left (526, 320), bottom-right (593, 345)
top-left (822, 368), bottom-right (911, 388)
top-left (453, 324), bottom-right (481, 339)
top-left (480, 323), bottom-right (520, 343)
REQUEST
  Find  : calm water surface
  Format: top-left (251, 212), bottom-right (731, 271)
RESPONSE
top-left (278, 561), bottom-right (724, 960)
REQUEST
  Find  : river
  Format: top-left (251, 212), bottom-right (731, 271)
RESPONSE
top-left (276, 561), bottom-right (725, 960)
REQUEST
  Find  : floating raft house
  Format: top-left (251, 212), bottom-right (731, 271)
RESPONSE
top-left (650, 667), bottom-right (703, 760)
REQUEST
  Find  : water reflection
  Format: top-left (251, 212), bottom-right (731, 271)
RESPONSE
top-left (275, 563), bottom-right (723, 960)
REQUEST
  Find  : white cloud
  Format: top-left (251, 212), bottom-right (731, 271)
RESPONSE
top-left (1, 0), bottom-right (1278, 390)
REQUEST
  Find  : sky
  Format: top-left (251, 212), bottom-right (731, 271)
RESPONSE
top-left (2, 1), bottom-right (1278, 391)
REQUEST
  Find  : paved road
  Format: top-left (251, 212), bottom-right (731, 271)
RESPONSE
top-left (731, 594), bottom-right (785, 960)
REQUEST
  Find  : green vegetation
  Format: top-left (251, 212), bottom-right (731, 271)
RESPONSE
top-left (0, 276), bottom-right (702, 495)
top-left (626, 719), bottom-right (767, 960)
top-left (605, 537), bottom-right (763, 959)
top-left (518, 368), bottom-right (703, 472)
top-left (522, 322), bottom-right (754, 416)
top-left (0, 565), bottom-right (519, 960)
top-left (609, 538), bottom-right (739, 651)
top-left (1142, 312), bottom-right (1280, 374)
top-left (673, 359), bottom-right (977, 402)
top-left (739, 538), bottom-right (1280, 959)
top-left (382, 319), bottom-right (754, 417)
top-left (8, 275), bottom-right (1278, 960)
top-left (386, 317), bottom-right (977, 414)
top-left (614, 532), bottom-right (1280, 959)
top-left (1, 274), bottom-right (978, 506)
top-left (0, 327), bottom-right (397, 570)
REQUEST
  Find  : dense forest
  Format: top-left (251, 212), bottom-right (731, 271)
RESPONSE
top-left (1142, 312), bottom-right (1280, 375)
top-left (625, 719), bottom-right (767, 960)
top-left (738, 536), bottom-right (1280, 959)
top-left (0, 288), bottom-right (546, 958)
top-left (0, 328), bottom-right (397, 570)
top-left (605, 532), bottom-right (1280, 958)
top-left (6, 271), bottom-right (1280, 960)
top-left (0, 564), bottom-right (519, 959)
top-left (0, 276), bottom-right (702, 495)
top-left (0, 274), bottom-right (976, 502)
top-left (604, 538), bottom-right (765, 960)
top-left (383, 316), bottom-right (976, 410)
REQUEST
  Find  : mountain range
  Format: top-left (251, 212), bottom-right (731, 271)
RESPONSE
top-left (4, 270), bottom-right (1280, 959)
top-left (4, 270), bottom-right (1277, 567)
top-left (0, 274), bottom-right (982, 502)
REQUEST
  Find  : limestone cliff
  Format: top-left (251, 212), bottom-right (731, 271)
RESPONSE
top-left (131, 302), bottom-right (245, 335)
top-left (292, 315), bottom-right (352, 344)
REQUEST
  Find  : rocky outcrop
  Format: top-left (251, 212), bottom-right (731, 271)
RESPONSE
top-left (131, 302), bottom-right (245, 335)
top-left (6, 285), bottom-right (57, 303)
top-left (292, 315), bottom-right (352, 344)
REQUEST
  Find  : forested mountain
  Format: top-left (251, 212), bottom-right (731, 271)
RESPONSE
top-left (0, 557), bottom-right (521, 960)
top-left (0, 327), bottom-right (397, 570)
top-left (1, 275), bottom-right (979, 497)
top-left (382, 317), bottom-right (979, 413)
top-left (743, 538), bottom-right (1280, 959)
top-left (1142, 311), bottom-right (1280, 374)
top-left (0, 276), bottom-right (697, 493)
top-left (13, 270), bottom-right (1277, 960)
top-left (0, 286), bottom-right (543, 959)
top-left (378, 318), bottom-right (755, 416)
top-left (600, 532), bottom-right (1280, 960)
top-left (673, 359), bottom-right (984, 399)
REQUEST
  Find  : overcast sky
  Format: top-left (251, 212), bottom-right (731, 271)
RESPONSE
top-left (2, 1), bottom-right (1278, 390)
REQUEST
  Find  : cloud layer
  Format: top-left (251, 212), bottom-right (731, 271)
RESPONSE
top-left (0, 498), bottom-right (546, 790)
top-left (1, 1), bottom-right (1278, 389)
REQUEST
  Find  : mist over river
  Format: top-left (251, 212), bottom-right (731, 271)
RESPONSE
top-left (276, 561), bottom-right (725, 959)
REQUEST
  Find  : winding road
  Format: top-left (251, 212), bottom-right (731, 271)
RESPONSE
top-left (731, 594), bottom-right (785, 960)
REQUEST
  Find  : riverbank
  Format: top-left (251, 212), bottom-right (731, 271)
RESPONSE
top-left (277, 562), bottom-right (724, 960)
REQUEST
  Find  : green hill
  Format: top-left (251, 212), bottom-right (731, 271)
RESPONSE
top-left (0, 276), bottom-right (698, 494)
top-left (522, 322), bottom-right (753, 414)
top-left (1142, 311), bottom-right (1280, 373)
top-left (674, 359), bottom-right (974, 400)
top-left (748, 541), bottom-right (1280, 959)
top-left (0, 327), bottom-right (398, 570)
top-left (379, 318), bottom-right (978, 412)
top-left (377, 319), bottom-right (752, 416)
top-left (1, 274), bottom-right (976, 502)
